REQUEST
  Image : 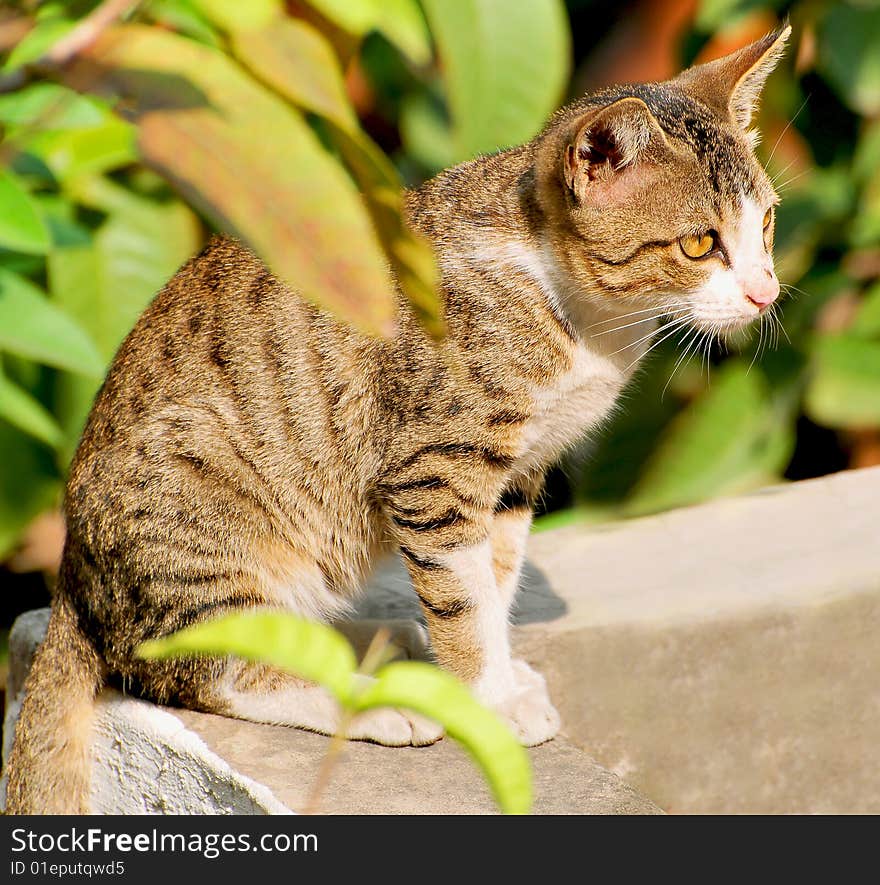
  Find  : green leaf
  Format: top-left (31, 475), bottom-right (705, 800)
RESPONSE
top-left (0, 422), bottom-right (61, 560)
top-left (805, 334), bottom-right (880, 429)
top-left (818, 2), bottom-right (880, 117)
top-left (0, 269), bottom-right (103, 377)
top-left (306, 0), bottom-right (431, 65)
top-left (46, 178), bottom-right (200, 457)
top-left (695, 0), bottom-right (786, 32)
top-left (2, 16), bottom-right (74, 72)
top-left (138, 610), bottom-right (529, 815)
top-left (853, 119), bottom-right (880, 184)
top-left (371, 0), bottom-right (432, 66)
top-left (0, 369), bottom-right (63, 448)
top-left (61, 175), bottom-right (202, 354)
top-left (70, 24), bottom-right (396, 335)
top-left (354, 662), bottom-right (532, 815)
top-left (147, 0), bottom-right (222, 47)
top-left (625, 359), bottom-right (795, 515)
top-left (850, 282), bottom-right (880, 339)
top-left (419, 0), bottom-right (571, 160)
top-left (138, 611), bottom-right (359, 703)
top-left (772, 167), bottom-right (855, 295)
top-left (23, 117), bottom-right (137, 182)
top-left (399, 91), bottom-right (456, 174)
top-left (852, 131), bottom-right (880, 249)
top-left (331, 130), bottom-right (444, 337)
top-left (189, 0), bottom-right (282, 32)
top-left (0, 168), bottom-right (49, 254)
top-left (0, 82), bottom-right (107, 129)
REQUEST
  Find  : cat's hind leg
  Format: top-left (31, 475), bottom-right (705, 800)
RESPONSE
top-left (203, 661), bottom-right (443, 747)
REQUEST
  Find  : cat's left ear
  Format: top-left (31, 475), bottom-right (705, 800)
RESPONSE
top-left (677, 25), bottom-right (791, 129)
top-left (561, 97), bottom-right (671, 203)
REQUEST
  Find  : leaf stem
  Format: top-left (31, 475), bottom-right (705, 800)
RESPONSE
top-left (302, 626), bottom-right (392, 814)
top-left (0, 0), bottom-right (141, 93)
top-left (302, 712), bottom-right (351, 816)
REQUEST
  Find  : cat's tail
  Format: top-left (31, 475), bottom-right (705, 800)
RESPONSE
top-left (5, 592), bottom-right (104, 814)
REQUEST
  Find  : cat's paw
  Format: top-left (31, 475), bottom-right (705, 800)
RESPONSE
top-left (511, 658), bottom-right (547, 692)
top-left (492, 683), bottom-right (561, 747)
top-left (346, 707), bottom-right (443, 747)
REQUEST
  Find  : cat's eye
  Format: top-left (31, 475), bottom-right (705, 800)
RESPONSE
top-left (679, 232), bottom-right (717, 259)
top-left (763, 208), bottom-right (773, 230)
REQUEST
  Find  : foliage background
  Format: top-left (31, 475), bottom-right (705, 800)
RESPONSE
top-left (0, 0), bottom-right (878, 653)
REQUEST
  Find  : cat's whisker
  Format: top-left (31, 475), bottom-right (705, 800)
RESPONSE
top-left (769, 159), bottom-right (797, 188)
top-left (761, 317), bottom-right (771, 361)
top-left (694, 327), bottom-right (709, 381)
top-left (662, 325), bottom-right (701, 399)
top-left (623, 316), bottom-right (693, 372)
top-left (590, 307), bottom-right (690, 337)
top-left (776, 310), bottom-right (791, 345)
top-left (590, 313), bottom-right (667, 337)
top-left (766, 307), bottom-right (778, 350)
top-left (779, 282), bottom-right (809, 301)
top-left (769, 303), bottom-right (789, 347)
top-left (775, 168), bottom-right (810, 193)
top-left (587, 304), bottom-right (689, 329)
top-left (708, 324), bottom-right (721, 377)
top-left (700, 326), bottom-right (716, 383)
top-left (611, 315), bottom-right (691, 358)
top-left (766, 94), bottom-right (809, 167)
top-left (759, 314), bottom-right (772, 362)
top-left (747, 316), bottom-right (766, 375)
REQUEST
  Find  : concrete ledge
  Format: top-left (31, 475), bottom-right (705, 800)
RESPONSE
top-left (174, 708), bottom-right (658, 814)
top-left (2, 609), bottom-right (290, 815)
top-left (5, 467), bottom-right (879, 813)
top-left (516, 467), bottom-right (880, 813)
top-left (362, 468), bottom-right (880, 812)
top-left (2, 609), bottom-right (660, 815)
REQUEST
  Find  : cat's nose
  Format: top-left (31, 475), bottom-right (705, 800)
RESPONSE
top-left (745, 269), bottom-right (779, 312)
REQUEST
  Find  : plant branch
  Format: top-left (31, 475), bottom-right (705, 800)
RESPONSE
top-left (0, 0), bottom-right (141, 94)
top-left (302, 628), bottom-right (392, 814)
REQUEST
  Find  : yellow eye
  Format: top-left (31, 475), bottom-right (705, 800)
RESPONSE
top-left (679, 232), bottom-right (716, 259)
top-left (763, 208), bottom-right (773, 230)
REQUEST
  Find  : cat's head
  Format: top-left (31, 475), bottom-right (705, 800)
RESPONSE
top-left (536, 27), bottom-right (791, 336)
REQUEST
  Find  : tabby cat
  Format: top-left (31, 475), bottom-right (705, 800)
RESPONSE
top-left (6, 27), bottom-right (789, 813)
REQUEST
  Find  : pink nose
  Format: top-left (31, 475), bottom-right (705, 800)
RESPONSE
top-left (745, 271), bottom-right (779, 311)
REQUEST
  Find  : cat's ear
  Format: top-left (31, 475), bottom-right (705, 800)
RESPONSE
top-left (677, 25), bottom-right (791, 129)
top-left (563, 97), bottom-right (669, 201)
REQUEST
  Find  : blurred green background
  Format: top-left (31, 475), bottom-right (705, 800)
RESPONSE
top-left (0, 0), bottom-right (878, 657)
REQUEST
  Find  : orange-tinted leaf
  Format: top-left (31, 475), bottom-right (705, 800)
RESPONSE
top-left (233, 19), bottom-right (443, 337)
top-left (66, 25), bottom-right (396, 335)
top-left (232, 17), bottom-right (358, 133)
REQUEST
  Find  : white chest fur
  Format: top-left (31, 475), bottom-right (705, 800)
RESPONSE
top-left (514, 342), bottom-right (627, 475)
top-left (465, 235), bottom-right (650, 476)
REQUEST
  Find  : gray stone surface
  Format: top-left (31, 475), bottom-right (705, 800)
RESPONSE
top-left (2, 612), bottom-right (659, 815)
top-left (6, 466), bottom-right (879, 814)
top-left (2, 610), bottom-right (290, 815)
top-left (176, 708), bottom-right (660, 814)
top-left (355, 468), bottom-right (880, 813)
top-left (513, 467), bottom-right (880, 813)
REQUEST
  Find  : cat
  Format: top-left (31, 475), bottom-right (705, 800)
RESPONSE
top-left (5, 27), bottom-right (789, 814)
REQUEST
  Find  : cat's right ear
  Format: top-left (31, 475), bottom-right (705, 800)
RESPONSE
top-left (563, 97), bottom-right (669, 204)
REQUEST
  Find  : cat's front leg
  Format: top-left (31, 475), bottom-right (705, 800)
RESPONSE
top-left (389, 488), bottom-right (559, 746)
top-left (489, 478), bottom-right (561, 741)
